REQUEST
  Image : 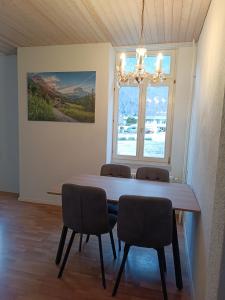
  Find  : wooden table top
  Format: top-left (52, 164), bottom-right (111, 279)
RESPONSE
top-left (48, 174), bottom-right (200, 213)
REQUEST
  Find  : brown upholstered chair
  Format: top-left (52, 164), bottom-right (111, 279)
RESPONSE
top-left (57, 184), bottom-right (117, 289)
top-left (101, 164), bottom-right (131, 250)
top-left (112, 195), bottom-right (173, 300)
top-left (101, 164), bottom-right (131, 215)
top-left (83, 164), bottom-right (131, 249)
top-left (136, 167), bottom-right (169, 182)
top-left (100, 164), bottom-right (131, 179)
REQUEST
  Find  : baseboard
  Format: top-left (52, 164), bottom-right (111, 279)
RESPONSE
top-left (183, 219), bottom-right (196, 300)
top-left (0, 191), bottom-right (19, 198)
top-left (18, 196), bottom-right (61, 206)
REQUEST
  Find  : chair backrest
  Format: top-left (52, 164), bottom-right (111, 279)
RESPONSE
top-left (136, 167), bottom-right (169, 182)
top-left (100, 164), bottom-right (131, 178)
top-left (117, 195), bottom-right (173, 248)
top-left (62, 184), bottom-right (109, 235)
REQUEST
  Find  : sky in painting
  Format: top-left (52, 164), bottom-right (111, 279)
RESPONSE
top-left (30, 71), bottom-right (96, 94)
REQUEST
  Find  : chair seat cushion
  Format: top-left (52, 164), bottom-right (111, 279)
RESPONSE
top-left (107, 203), bottom-right (118, 215)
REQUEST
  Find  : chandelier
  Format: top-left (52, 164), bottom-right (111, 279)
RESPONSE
top-left (116, 0), bottom-right (166, 86)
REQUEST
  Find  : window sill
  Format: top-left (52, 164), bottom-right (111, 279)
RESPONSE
top-left (111, 158), bottom-right (171, 172)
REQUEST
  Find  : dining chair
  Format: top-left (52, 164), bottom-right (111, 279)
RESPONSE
top-left (135, 166), bottom-right (170, 272)
top-left (136, 167), bottom-right (169, 182)
top-left (83, 164), bottom-right (131, 250)
top-left (112, 195), bottom-right (173, 300)
top-left (100, 163), bottom-right (131, 178)
top-left (100, 163), bottom-right (131, 215)
top-left (57, 183), bottom-right (117, 289)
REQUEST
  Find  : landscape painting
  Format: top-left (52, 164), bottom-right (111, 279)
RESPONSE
top-left (27, 71), bottom-right (96, 122)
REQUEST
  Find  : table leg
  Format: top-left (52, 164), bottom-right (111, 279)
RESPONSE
top-left (55, 225), bottom-right (68, 265)
top-left (172, 210), bottom-right (183, 290)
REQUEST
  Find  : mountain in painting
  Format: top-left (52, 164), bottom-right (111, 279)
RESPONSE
top-left (66, 87), bottom-right (90, 101)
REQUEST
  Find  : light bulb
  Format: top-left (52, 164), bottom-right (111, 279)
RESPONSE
top-left (136, 48), bottom-right (147, 65)
top-left (119, 53), bottom-right (126, 74)
top-left (156, 53), bottom-right (163, 73)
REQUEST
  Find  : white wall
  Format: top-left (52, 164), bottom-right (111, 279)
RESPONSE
top-left (185, 0), bottom-right (225, 299)
top-left (171, 46), bottom-right (194, 181)
top-left (18, 43), bottom-right (115, 204)
top-left (218, 221), bottom-right (225, 299)
top-left (106, 46), bottom-right (115, 162)
top-left (0, 55), bottom-right (19, 193)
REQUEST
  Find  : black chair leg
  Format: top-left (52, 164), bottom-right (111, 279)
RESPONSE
top-left (172, 210), bottom-right (183, 289)
top-left (98, 235), bottom-right (106, 289)
top-left (79, 234), bottom-right (83, 252)
top-left (112, 243), bottom-right (130, 296)
top-left (162, 248), bottom-right (167, 273)
top-left (58, 231), bottom-right (76, 278)
top-left (109, 231), bottom-right (117, 259)
top-left (118, 239), bottom-right (121, 251)
top-left (86, 234), bottom-right (90, 243)
top-left (157, 248), bottom-right (168, 300)
top-left (55, 226), bottom-right (68, 265)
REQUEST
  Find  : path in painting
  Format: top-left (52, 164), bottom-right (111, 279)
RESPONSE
top-left (52, 108), bottom-right (77, 122)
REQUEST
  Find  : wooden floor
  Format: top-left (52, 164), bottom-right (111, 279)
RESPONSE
top-left (0, 193), bottom-right (191, 300)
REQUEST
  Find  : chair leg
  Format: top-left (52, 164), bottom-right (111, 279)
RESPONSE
top-left (172, 210), bottom-right (183, 289)
top-left (118, 239), bottom-right (121, 251)
top-left (109, 231), bottom-right (117, 259)
top-left (157, 248), bottom-right (168, 300)
top-left (98, 235), bottom-right (106, 289)
top-left (162, 248), bottom-right (167, 273)
top-left (58, 231), bottom-right (76, 279)
top-left (112, 243), bottom-right (130, 296)
top-left (79, 234), bottom-right (83, 252)
top-left (86, 234), bottom-right (90, 243)
top-left (55, 226), bottom-right (68, 265)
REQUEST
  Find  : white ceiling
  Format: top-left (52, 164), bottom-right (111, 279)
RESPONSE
top-left (0, 0), bottom-right (211, 55)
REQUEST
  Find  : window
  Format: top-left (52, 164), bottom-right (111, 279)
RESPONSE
top-left (113, 50), bottom-right (175, 164)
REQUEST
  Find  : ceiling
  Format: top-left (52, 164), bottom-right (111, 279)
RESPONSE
top-left (0, 0), bottom-right (211, 55)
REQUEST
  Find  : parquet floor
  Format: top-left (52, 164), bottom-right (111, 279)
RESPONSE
top-left (0, 193), bottom-right (191, 300)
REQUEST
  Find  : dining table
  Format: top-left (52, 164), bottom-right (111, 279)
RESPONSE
top-left (48, 174), bottom-right (200, 290)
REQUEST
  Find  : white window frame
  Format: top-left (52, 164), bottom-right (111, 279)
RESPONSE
top-left (112, 49), bottom-right (176, 165)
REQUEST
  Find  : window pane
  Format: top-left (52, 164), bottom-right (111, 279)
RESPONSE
top-left (124, 57), bottom-right (136, 73)
top-left (117, 87), bottom-right (139, 156)
top-left (124, 55), bottom-right (171, 74)
top-left (143, 86), bottom-right (169, 158)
